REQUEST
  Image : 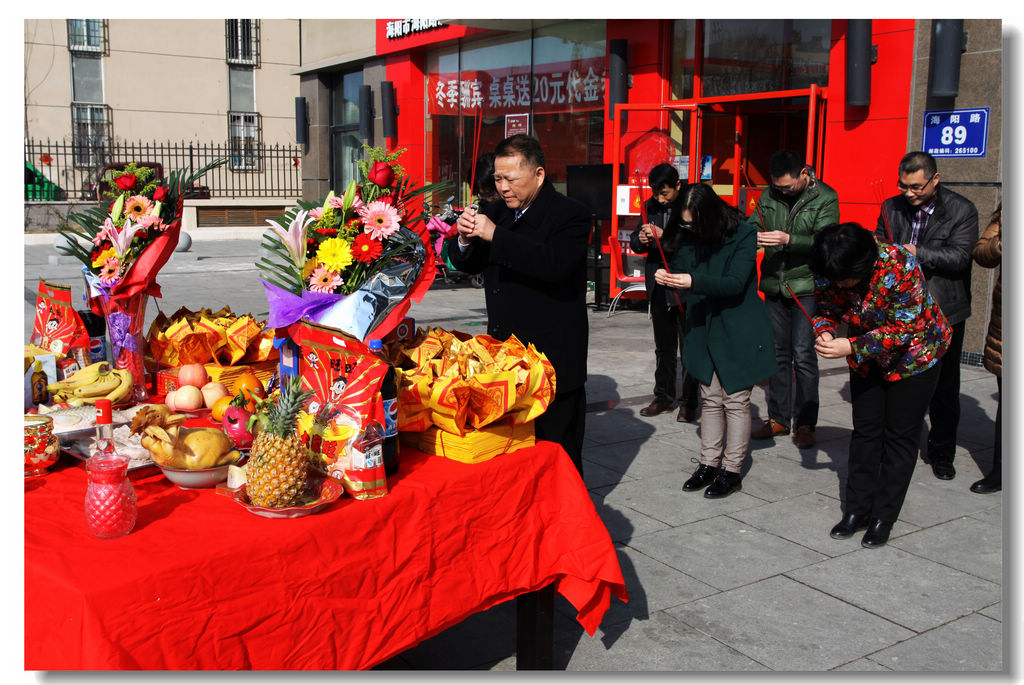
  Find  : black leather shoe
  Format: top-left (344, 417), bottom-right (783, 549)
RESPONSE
top-left (676, 404), bottom-right (696, 423)
top-left (861, 519), bottom-right (894, 548)
top-left (639, 400), bottom-right (673, 417)
top-left (931, 460), bottom-right (956, 480)
top-left (682, 464), bottom-right (718, 492)
top-left (970, 471), bottom-right (1001, 494)
top-left (704, 470), bottom-right (742, 499)
top-left (829, 513), bottom-right (870, 540)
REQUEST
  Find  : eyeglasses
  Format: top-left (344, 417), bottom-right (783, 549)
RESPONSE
top-left (897, 172), bottom-right (936, 193)
top-left (678, 221), bottom-right (695, 232)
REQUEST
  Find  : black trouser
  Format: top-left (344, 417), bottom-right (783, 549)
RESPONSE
top-left (926, 320), bottom-right (965, 463)
top-left (650, 285), bottom-right (698, 408)
top-left (847, 364), bottom-right (941, 523)
top-left (535, 386), bottom-right (587, 476)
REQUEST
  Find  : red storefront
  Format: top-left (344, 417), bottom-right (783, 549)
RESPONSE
top-left (345, 19), bottom-right (999, 356)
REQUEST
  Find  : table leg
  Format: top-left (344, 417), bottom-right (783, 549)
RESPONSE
top-left (515, 584), bottom-right (554, 670)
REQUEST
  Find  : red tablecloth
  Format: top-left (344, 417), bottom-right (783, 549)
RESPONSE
top-left (25, 441), bottom-right (627, 670)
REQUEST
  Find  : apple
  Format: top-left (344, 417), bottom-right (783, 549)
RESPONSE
top-left (174, 385), bottom-right (204, 411)
top-left (178, 363), bottom-right (209, 389)
top-left (164, 389), bottom-right (177, 412)
top-left (201, 381), bottom-right (229, 408)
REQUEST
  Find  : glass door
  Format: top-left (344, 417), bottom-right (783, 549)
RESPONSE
top-left (329, 70), bottom-right (364, 191)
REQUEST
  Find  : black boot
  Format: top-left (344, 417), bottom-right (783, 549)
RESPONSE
top-left (682, 464), bottom-right (718, 492)
top-left (703, 470), bottom-right (742, 499)
top-left (829, 512), bottom-right (871, 539)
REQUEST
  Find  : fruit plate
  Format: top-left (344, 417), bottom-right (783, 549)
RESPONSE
top-left (222, 477), bottom-right (344, 519)
top-left (158, 452), bottom-right (248, 489)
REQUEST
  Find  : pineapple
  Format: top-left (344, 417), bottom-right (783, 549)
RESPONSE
top-left (246, 376), bottom-right (314, 508)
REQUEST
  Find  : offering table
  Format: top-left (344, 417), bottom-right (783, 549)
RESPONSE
top-left (25, 441), bottom-right (627, 670)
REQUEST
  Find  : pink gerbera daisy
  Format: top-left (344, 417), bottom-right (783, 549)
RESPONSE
top-left (308, 265), bottom-right (343, 293)
top-left (309, 206), bottom-right (324, 220)
top-left (357, 201), bottom-right (401, 240)
top-left (98, 256), bottom-right (121, 285)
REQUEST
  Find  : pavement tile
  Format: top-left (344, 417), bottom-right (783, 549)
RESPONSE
top-left (629, 517), bottom-right (827, 591)
top-left (967, 501), bottom-right (1003, 527)
top-left (585, 408), bottom-right (659, 444)
top-left (733, 452), bottom-right (843, 504)
top-left (979, 602), bottom-right (1002, 622)
top-left (599, 545), bottom-right (719, 619)
top-left (890, 516), bottom-right (1002, 584)
top-left (900, 465), bottom-right (1007, 528)
top-left (582, 458), bottom-right (633, 490)
top-left (588, 493), bottom-right (671, 543)
top-left (787, 546), bottom-right (1000, 633)
top-left (834, 658), bottom-right (894, 671)
top-left (583, 435), bottom-right (691, 480)
top-left (600, 472), bottom-right (767, 528)
top-left (867, 613), bottom-right (1003, 671)
top-left (557, 610), bottom-right (767, 671)
top-left (666, 575), bottom-right (914, 670)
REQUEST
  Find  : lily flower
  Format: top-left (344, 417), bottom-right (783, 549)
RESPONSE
top-left (266, 209), bottom-right (314, 269)
top-left (107, 218), bottom-right (142, 259)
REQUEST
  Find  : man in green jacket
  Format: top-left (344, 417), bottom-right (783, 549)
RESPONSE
top-left (750, 150), bottom-right (839, 449)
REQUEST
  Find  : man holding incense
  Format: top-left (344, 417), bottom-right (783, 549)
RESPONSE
top-left (449, 134), bottom-right (591, 475)
top-left (751, 150), bottom-right (839, 449)
top-left (630, 163), bottom-right (699, 422)
top-left (875, 151), bottom-right (977, 481)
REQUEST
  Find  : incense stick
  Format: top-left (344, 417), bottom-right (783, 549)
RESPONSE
top-left (640, 184), bottom-right (685, 310)
top-left (785, 283), bottom-right (817, 330)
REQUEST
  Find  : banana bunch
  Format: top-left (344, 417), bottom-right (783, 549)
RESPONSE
top-left (47, 361), bottom-right (135, 405)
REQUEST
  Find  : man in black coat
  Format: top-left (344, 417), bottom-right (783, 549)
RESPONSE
top-left (629, 163), bottom-right (699, 422)
top-left (448, 134), bottom-right (591, 475)
top-left (876, 150), bottom-right (978, 480)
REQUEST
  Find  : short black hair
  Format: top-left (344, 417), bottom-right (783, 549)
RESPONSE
top-left (648, 163), bottom-right (679, 192)
top-left (769, 150), bottom-right (805, 179)
top-left (494, 134), bottom-right (545, 169)
top-left (809, 222), bottom-right (879, 284)
top-left (898, 151), bottom-right (938, 178)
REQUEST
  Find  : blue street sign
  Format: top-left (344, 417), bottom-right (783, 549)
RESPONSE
top-left (922, 108), bottom-right (989, 158)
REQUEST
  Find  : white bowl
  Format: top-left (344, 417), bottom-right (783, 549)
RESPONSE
top-left (159, 453), bottom-right (246, 489)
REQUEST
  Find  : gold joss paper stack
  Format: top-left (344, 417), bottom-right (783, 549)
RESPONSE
top-left (145, 306), bottom-right (278, 371)
top-left (391, 327), bottom-right (556, 462)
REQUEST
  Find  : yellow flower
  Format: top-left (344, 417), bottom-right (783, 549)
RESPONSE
top-left (91, 247), bottom-right (117, 268)
top-left (316, 237), bottom-right (353, 273)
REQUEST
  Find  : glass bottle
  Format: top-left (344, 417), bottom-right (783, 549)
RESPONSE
top-left (84, 455), bottom-right (137, 539)
top-left (31, 361), bottom-right (49, 405)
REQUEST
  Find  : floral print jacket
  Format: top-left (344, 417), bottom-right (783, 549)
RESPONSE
top-left (812, 243), bottom-right (951, 381)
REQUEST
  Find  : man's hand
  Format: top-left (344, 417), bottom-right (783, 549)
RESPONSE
top-left (814, 335), bottom-right (852, 359)
top-left (654, 268), bottom-right (692, 289)
top-left (637, 224), bottom-right (663, 245)
top-left (902, 243), bottom-right (917, 256)
top-left (756, 230), bottom-right (791, 247)
top-left (456, 205), bottom-right (497, 244)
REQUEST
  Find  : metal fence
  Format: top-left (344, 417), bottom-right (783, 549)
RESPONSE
top-left (25, 139), bottom-right (302, 201)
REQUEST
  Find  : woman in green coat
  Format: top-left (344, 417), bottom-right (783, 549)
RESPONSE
top-left (655, 183), bottom-right (777, 498)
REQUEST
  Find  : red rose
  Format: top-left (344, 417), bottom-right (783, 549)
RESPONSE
top-left (153, 185), bottom-right (168, 201)
top-left (368, 161), bottom-right (395, 188)
top-left (116, 174), bottom-right (136, 191)
top-left (376, 194), bottom-right (394, 206)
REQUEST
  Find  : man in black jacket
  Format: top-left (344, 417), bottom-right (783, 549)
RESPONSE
top-left (629, 163), bottom-right (699, 421)
top-left (448, 134), bottom-right (591, 475)
top-left (877, 151), bottom-right (978, 480)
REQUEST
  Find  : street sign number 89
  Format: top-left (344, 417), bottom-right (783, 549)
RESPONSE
top-left (940, 126), bottom-right (968, 146)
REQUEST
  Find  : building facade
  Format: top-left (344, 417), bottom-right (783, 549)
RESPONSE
top-left (295, 18), bottom-right (1002, 363)
top-left (24, 18), bottom-right (303, 228)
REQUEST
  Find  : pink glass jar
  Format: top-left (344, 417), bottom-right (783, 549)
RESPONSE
top-left (84, 455), bottom-right (137, 539)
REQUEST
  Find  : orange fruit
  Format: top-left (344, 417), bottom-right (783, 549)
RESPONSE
top-left (210, 395), bottom-right (233, 422)
top-left (232, 371), bottom-right (266, 409)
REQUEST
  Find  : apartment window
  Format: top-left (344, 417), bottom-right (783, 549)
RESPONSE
top-left (226, 19), bottom-right (260, 67)
top-left (67, 19), bottom-right (108, 55)
top-left (229, 111), bottom-right (262, 170)
top-left (71, 103), bottom-right (112, 168)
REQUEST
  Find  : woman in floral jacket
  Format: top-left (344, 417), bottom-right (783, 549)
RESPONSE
top-left (810, 222), bottom-right (951, 548)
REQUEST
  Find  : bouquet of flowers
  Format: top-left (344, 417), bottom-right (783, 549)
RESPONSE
top-left (258, 146), bottom-right (451, 341)
top-left (56, 160), bottom-right (225, 401)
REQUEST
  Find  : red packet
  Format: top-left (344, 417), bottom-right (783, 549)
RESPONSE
top-left (31, 280), bottom-right (90, 367)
